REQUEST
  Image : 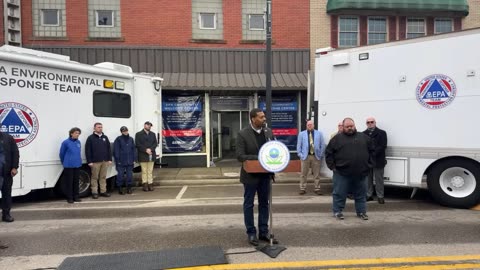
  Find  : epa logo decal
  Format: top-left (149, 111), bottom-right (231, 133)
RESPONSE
top-left (416, 74), bottom-right (457, 110)
top-left (0, 102), bottom-right (39, 147)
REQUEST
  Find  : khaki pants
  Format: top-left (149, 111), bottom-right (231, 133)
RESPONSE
top-left (91, 161), bottom-right (109, 194)
top-left (300, 155), bottom-right (321, 191)
top-left (140, 162), bottom-right (154, 184)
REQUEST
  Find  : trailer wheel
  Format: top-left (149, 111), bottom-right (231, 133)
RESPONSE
top-left (427, 159), bottom-right (480, 208)
top-left (78, 168), bottom-right (91, 198)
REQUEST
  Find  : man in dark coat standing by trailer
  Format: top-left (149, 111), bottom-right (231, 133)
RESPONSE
top-left (364, 117), bottom-right (388, 204)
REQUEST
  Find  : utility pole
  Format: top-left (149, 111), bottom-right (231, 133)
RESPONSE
top-left (265, 0), bottom-right (272, 128)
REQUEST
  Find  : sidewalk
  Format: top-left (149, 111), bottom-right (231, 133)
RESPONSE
top-left (139, 166), bottom-right (332, 186)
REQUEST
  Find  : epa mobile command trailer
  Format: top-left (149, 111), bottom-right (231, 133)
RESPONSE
top-left (314, 28), bottom-right (480, 208)
top-left (0, 45), bottom-right (162, 198)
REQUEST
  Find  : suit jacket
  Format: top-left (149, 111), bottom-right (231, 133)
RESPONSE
top-left (363, 127), bottom-right (388, 168)
top-left (0, 132), bottom-right (19, 177)
top-left (236, 126), bottom-right (275, 185)
top-left (135, 130), bottom-right (158, 162)
top-left (296, 129), bottom-right (325, 161)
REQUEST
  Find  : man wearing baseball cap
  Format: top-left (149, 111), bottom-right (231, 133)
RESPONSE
top-left (113, 126), bottom-right (136, 195)
top-left (135, 121), bottom-right (157, 191)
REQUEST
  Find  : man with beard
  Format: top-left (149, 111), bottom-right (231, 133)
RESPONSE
top-left (135, 121), bottom-right (157, 192)
top-left (325, 118), bottom-right (374, 220)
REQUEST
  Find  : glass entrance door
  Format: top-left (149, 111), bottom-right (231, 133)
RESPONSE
top-left (210, 111), bottom-right (248, 161)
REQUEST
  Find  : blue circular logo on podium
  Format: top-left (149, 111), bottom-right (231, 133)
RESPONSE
top-left (259, 141), bottom-right (290, 173)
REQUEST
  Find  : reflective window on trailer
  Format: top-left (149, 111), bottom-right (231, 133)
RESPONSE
top-left (93, 91), bottom-right (131, 118)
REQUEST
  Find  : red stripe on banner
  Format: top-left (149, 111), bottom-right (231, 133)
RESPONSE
top-left (272, 128), bottom-right (298, 136)
top-left (162, 129), bottom-right (203, 137)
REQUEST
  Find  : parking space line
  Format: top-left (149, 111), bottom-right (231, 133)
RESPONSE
top-left (169, 254), bottom-right (480, 270)
top-left (176, 186), bottom-right (188, 200)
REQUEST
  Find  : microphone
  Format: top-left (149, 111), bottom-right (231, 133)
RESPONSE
top-left (263, 122), bottom-right (271, 141)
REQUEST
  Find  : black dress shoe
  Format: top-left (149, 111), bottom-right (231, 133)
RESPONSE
top-left (92, 193), bottom-right (99, 199)
top-left (366, 196), bottom-right (374, 202)
top-left (259, 234), bottom-right (279, 244)
top-left (100, 192), bottom-right (111, 197)
top-left (2, 214), bottom-right (14, 223)
top-left (74, 198), bottom-right (82, 202)
top-left (248, 235), bottom-right (259, 246)
top-left (378, 198), bottom-right (385, 204)
top-left (67, 199), bottom-right (74, 204)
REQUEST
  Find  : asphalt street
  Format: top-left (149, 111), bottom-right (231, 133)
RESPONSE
top-left (0, 183), bottom-right (479, 270)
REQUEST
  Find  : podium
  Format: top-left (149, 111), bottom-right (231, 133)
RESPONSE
top-left (243, 160), bottom-right (301, 173)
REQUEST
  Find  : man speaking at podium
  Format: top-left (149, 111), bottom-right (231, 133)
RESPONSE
top-left (236, 108), bottom-right (278, 246)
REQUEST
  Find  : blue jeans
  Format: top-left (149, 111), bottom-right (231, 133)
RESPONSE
top-left (332, 172), bottom-right (367, 214)
top-left (243, 177), bottom-right (270, 236)
top-left (116, 165), bottom-right (133, 186)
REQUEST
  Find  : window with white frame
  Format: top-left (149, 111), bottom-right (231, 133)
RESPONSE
top-left (32, 0), bottom-right (66, 37)
top-left (199, 13), bottom-right (216, 29)
top-left (368, 17), bottom-right (386, 45)
top-left (435, 18), bottom-right (453, 34)
top-left (41, 9), bottom-right (60, 26)
top-left (249, 14), bottom-right (265, 30)
top-left (96, 10), bottom-right (114, 27)
top-left (339, 17), bottom-right (358, 47)
top-left (407, 18), bottom-right (425, 39)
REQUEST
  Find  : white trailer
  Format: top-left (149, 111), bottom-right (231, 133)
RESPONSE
top-left (0, 46), bottom-right (162, 198)
top-left (314, 28), bottom-right (480, 208)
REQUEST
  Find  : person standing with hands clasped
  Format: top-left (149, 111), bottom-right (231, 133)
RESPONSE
top-left (325, 118), bottom-right (374, 221)
top-left (135, 121), bottom-right (157, 192)
top-left (364, 117), bottom-right (388, 204)
top-left (114, 126), bottom-right (136, 195)
top-left (85, 123), bottom-right (112, 199)
top-left (296, 120), bottom-right (325, 195)
top-left (59, 127), bottom-right (83, 203)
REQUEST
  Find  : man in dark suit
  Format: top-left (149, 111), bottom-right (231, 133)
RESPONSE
top-left (0, 130), bottom-right (19, 224)
top-left (364, 117), bottom-right (388, 204)
top-left (0, 130), bottom-right (18, 249)
top-left (236, 108), bottom-right (278, 246)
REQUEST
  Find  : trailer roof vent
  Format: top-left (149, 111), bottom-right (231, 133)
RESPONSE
top-left (94, 62), bottom-right (133, 73)
top-left (0, 45), bottom-right (70, 61)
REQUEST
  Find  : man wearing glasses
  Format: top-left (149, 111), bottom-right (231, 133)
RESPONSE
top-left (364, 117), bottom-right (388, 204)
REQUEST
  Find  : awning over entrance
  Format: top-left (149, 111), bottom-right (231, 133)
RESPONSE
top-left (326, 0), bottom-right (469, 16)
top-left (157, 72), bottom-right (308, 91)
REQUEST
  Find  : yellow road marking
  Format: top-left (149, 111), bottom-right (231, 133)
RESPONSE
top-left (169, 254), bottom-right (480, 270)
top-left (349, 263), bottom-right (480, 270)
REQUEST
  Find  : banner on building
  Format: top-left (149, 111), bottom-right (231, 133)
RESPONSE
top-left (259, 96), bottom-right (298, 150)
top-left (162, 95), bottom-right (203, 153)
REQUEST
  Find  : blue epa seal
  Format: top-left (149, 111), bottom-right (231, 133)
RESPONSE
top-left (258, 141), bottom-right (290, 173)
top-left (0, 102), bottom-right (39, 147)
top-left (416, 74), bottom-right (457, 110)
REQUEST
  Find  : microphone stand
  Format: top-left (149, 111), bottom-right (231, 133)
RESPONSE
top-left (256, 124), bottom-right (286, 258)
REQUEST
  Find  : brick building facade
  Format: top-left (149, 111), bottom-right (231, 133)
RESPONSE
top-left (310, 0), bottom-right (480, 69)
top-left (1, 0), bottom-right (310, 167)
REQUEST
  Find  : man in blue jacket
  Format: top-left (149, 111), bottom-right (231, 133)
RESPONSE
top-left (296, 120), bottom-right (325, 195)
top-left (114, 126), bottom-right (136, 195)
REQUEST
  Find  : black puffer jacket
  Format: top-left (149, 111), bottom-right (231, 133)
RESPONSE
top-left (325, 131), bottom-right (374, 177)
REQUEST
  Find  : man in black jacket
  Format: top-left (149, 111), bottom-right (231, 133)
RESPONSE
top-left (85, 123), bottom-right (112, 199)
top-left (135, 121), bottom-right (158, 192)
top-left (364, 117), bottom-right (388, 204)
top-left (325, 118), bottom-right (374, 220)
top-left (236, 108), bottom-right (277, 246)
top-left (0, 131), bottom-right (19, 225)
